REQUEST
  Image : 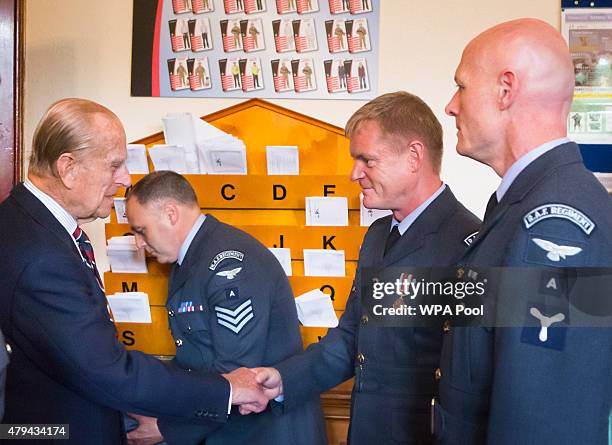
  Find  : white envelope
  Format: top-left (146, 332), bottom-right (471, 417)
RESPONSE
top-left (107, 292), bottom-right (152, 323)
top-left (269, 248), bottom-right (292, 276)
top-left (148, 145), bottom-right (189, 174)
top-left (126, 144), bottom-right (150, 174)
top-left (266, 146), bottom-right (299, 175)
top-left (107, 236), bottom-right (148, 273)
top-left (295, 288), bottom-right (338, 327)
top-left (113, 198), bottom-right (128, 224)
top-left (305, 196), bottom-right (349, 226)
top-left (303, 249), bottom-right (345, 277)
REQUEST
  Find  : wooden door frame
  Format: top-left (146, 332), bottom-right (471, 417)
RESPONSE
top-left (0, 0), bottom-right (24, 201)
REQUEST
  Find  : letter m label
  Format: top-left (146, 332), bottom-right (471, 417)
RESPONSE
top-left (122, 282), bottom-right (138, 292)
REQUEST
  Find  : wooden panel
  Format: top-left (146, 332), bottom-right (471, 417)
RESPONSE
top-left (115, 306), bottom-right (176, 355)
top-left (133, 99), bottom-right (354, 175)
top-left (108, 100), bottom-right (358, 438)
top-left (106, 222), bottom-right (366, 260)
top-left (105, 272), bottom-right (354, 310)
top-left (117, 174), bottom-right (361, 209)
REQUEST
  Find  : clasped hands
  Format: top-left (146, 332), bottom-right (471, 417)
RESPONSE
top-left (126, 367), bottom-right (283, 445)
top-left (223, 366), bottom-right (283, 415)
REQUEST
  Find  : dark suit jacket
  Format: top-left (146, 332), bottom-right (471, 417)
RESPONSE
top-left (276, 187), bottom-right (481, 445)
top-left (157, 215), bottom-right (327, 445)
top-left (0, 184), bottom-right (230, 445)
top-left (0, 328), bottom-right (8, 421)
top-left (436, 142), bottom-right (612, 445)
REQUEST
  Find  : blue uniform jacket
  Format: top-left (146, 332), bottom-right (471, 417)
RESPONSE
top-left (0, 184), bottom-right (230, 444)
top-left (157, 215), bottom-right (327, 445)
top-left (436, 142), bottom-right (612, 445)
top-left (276, 187), bottom-right (481, 445)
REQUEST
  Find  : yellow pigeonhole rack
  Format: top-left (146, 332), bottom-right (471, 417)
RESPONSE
top-left (105, 99), bottom-right (364, 443)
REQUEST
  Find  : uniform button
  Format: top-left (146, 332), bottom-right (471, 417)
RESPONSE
top-left (186, 368), bottom-right (192, 372)
top-left (351, 286), bottom-right (356, 292)
top-left (357, 352), bottom-right (366, 364)
top-left (360, 315), bottom-right (368, 325)
top-left (175, 339), bottom-right (183, 347)
top-left (168, 310), bottom-right (175, 317)
top-left (443, 320), bottom-right (451, 333)
top-left (5, 343), bottom-right (11, 355)
top-left (435, 368), bottom-right (442, 381)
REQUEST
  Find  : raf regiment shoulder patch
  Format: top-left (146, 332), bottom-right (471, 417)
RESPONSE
top-left (214, 299), bottom-right (254, 334)
top-left (463, 231), bottom-right (479, 246)
top-left (209, 250), bottom-right (245, 271)
top-left (523, 204), bottom-right (595, 235)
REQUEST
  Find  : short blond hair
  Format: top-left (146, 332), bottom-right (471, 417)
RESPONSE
top-left (345, 91), bottom-right (443, 172)
top-left (29, 98), bottom-right (120, 177)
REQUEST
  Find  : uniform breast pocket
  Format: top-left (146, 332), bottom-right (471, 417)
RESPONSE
top-left (176, 312), bottom-right (209, 335)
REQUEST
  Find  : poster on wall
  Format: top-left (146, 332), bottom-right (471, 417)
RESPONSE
top-left (562, 8), bottom-right (612, 188)
top-left (562, 9), bottom-right (612, 144)
top-left (131, 0), bottom-right (379, 99)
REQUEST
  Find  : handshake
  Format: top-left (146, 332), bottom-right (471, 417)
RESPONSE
top-left (126, 367), bottom-right (284, 444)
top-left (223, 367), bottom-right (284, 415)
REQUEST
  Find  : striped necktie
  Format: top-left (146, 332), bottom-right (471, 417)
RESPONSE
top-left (73, 227), bottom-right (104, 290)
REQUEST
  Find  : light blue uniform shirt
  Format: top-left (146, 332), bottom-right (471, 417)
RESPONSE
top-left (177, 214), bottom-right (206, 266)
top-left (391, 183), bottom-right (446, 233)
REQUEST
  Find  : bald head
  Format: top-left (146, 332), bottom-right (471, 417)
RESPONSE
top-left (446, 19), bottom-right (575, 175)
top-left (468, 18), bottom-right (574, 108)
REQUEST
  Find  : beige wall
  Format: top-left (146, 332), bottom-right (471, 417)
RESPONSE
top-left (23, 0), bottom-right (561, 273)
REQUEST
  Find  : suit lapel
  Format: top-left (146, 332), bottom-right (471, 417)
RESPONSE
top-left (11, 183), bottom-right (80, 255)
top-left (382, 187), bottom-right (457, 266)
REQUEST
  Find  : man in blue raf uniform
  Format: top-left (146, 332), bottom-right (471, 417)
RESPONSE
top-left (436, 19), bottom-right (612, 444)
top-left (0, 99), bottom-right (266, 445)
top-left (125, 171), bottom-right (326, 445)
top-left (248, 92), bottom-right (481, 444)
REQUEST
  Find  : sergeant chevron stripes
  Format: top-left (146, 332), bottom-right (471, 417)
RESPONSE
top-left (214, 299), bottom-right (254, 334)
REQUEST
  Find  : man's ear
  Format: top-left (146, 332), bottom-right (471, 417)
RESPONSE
top-left (55, 153), bottom-right (78, 189)
top-left (163, 201), bottom-right (180, 226)
top-left (498, 69), bottom-right (518, 110)
top-left (406, 140), bottom-right (425, 172)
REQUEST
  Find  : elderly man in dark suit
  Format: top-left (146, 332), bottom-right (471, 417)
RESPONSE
top-left (0, 98), bottom-right (267, 444)
top-left (435, 19), bottom-right (612, 444)
top-left (249, 91), bottom-right (481, 444)
top-left (124, 171), bottom-right (327, 445)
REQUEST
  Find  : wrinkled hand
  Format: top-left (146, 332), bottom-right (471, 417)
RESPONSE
top-left (126, 413), bottom-right (164, 445)
top-left (239, 367), bottom-right (283, 415)
top-left (223, 367), bottom-right (268, 413)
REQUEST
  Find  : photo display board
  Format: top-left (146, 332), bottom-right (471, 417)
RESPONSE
top-left (132, 0), bottom-right (379, 99)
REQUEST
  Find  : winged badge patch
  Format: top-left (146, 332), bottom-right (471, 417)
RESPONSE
top-left (531, 238), bottom-right (582, 262)
top-left (216, 267), bottom-right (242, 280)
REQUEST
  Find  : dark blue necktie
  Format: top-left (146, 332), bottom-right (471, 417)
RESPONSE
top-left (384, 225), bottom-right (401, 256)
